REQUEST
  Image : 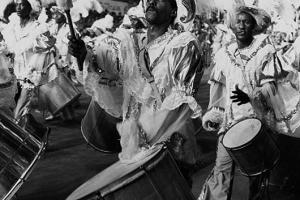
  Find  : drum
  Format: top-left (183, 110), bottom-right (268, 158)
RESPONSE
top-left (39, 72), bottom-right (81, 115)
top-left (67, 145), bottom-right (195, 200)
top-left (81, 100), bottom-right (121, 154)
top-left (0, 111), bottom-right (46, 200)
top-left (222, 118), bottom-right (280, 177)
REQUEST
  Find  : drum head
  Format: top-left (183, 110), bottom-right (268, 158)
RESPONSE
top-left (66, 145), bottom-right (163, 200)
top-left (223, 118), bottom-right (261, 148)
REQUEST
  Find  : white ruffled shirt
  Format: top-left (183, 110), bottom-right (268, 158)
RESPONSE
top-left (2, 14), bottom-right (57, 86)
top-left (82, 27), bottom-right (203, 162)
top-left (203, 34), bottom-right (300, 136)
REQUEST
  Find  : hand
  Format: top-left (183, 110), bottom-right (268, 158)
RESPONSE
top-left (230, 85), bottom-right (250, 105)
top-left (207, 121), bottom-right (219, 129)
top-left (68, 35), bottom-right (87, 70)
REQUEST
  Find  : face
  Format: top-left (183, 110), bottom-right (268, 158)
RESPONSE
top-left (145, 0), bottom-right (176, 25)
top-left (15, 0), bottom-right (32, 18)
top-left (234, 12), bottom-right (256, 42)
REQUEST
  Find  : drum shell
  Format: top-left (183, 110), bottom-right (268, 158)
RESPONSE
top-left (0, 112), bottom-right (45, 199)
top-left (222, 120), bottom-right (280, 177)
top-left (39, 73), bottom-right (81, 115)
top-left (67, 147), bottom-right (194, 200)
top-left (81, 100), bottom-right (121, 154)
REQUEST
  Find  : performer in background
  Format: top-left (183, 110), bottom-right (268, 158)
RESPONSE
top-left (69, 0), bottom-right (203, 184)
top-left (2, 0), bottom-right (57, 122)
top-left (199, 5), bottom-right (300, 200)
top-left (43, 6), bottom-right (79, 121)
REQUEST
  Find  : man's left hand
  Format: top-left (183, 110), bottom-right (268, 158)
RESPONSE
top-left (230, 85), bottom-right (250, 105)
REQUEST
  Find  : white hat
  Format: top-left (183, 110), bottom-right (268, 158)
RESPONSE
top-left (232, 5), bottom-right (271, 35)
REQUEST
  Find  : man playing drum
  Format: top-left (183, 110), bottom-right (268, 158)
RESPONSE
top-left (199, 4), bottom-right (300, 200)
top-left (69, 0), bottom-right (203, 183)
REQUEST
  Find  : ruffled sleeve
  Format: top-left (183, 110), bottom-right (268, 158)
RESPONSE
top-left (251, 52), bottom-right (300, 135)
top-left (82, 36), bottom-right (123, 118)
top-left (202, 50), bottom-right (226, 131)
top-left (160, 34), bottom-right (203, 118)
top-left (283, 37), bottom-right (300, 71)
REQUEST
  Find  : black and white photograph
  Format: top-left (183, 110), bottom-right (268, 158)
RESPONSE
top-left (0, 0), bottom-right (299, 199)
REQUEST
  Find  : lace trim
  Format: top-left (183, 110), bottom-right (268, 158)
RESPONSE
top-left (161, 89), bottom-right (202, 117)
top-left (144, 28), bottom-right (175, 49)
top-left (276, 99), bottom-right (300, 122)
top-left (225, 37), bottom-right (268, 69)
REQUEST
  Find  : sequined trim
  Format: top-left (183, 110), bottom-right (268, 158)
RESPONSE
top-left (276, 100), bottom-right (300, 122)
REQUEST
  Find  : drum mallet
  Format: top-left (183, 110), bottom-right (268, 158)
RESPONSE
top-left (56, 0), bottom-right (83, 71)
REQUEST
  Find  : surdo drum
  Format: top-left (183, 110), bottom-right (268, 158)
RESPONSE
top-left (39, 72), bottom-right (81, 115)
top-left (222, 118), bottom-right (280, 176)
top-left (81, 100), bottom-right (121, 153)
top-left (0, 111), bottom-right (46, 199)
top-left (67, 145), bottom-right (195, 200)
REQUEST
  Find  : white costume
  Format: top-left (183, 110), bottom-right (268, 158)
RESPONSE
top-left (2, 13), bottom-right (57, 120)
top-left (203, 34), bottom-right (300, 136)
top-left (3, 14), bottom-right (57, 86)
top-left (82, 26), bottom-right (203, 163)
top-left (199, 5), bottom-right (300, 200)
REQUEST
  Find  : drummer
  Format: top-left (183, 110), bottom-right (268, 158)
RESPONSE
top-left (199, 4), bottom-right (300, 200)
top-left (43, 6), bottom-right (79, 121)
top-left (2, 0), bottom-right (57, 122)
top-left (69, 0), bottom-right (202, 184)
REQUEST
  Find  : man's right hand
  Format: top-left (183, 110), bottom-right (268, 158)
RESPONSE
top-left (68, 36), bottom-right (87, 71)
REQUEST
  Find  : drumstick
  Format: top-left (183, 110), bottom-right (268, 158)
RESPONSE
top-left (56, 0), bottom-right (74, 37)
top-left (56, 0), bottom-right (83, 71)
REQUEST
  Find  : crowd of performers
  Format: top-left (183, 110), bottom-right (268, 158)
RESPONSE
top-left (1, 0), bottom-right (300, 199)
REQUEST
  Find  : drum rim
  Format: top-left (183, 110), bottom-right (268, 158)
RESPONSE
top-left (239, 155), bottom-right (280, 177)
top-left (222, 118), bottom-right (262, 150)
top-left (3, 142), bottom-right (46, 200)
top-left (66, 145), bottom-right (166, 200)
top-left (80, 123), bottom-right (120, 154)
top-left (222, 118), bottom-right (281, 177)
top-left (0, 126), bottom-right (49, 200)
top-left (51, 93), bottom-right (81, 115)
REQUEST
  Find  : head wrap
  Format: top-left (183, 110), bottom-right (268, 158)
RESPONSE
top-left (233, 5), bottom-right (271, 35)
